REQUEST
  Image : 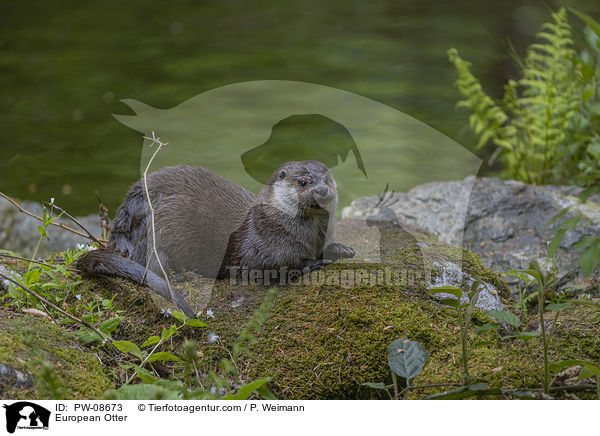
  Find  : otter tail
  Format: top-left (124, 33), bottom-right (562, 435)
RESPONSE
top-left (76, 250), bottom-right (196, 318)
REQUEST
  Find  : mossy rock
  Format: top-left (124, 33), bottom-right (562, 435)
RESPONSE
top-left (203, 279), bottom-right (600, 399)
top-left (198, 218), bottom-right (599, 399)
top-left (2, 218), bottom-right (598, 399)
top-left (0, 312), bottom-right (112, 399)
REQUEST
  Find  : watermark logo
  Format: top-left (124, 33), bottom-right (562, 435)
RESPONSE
top-left (113, 80), bottom-right (482, 314)
top-left (3, 402), bottom-right (50, 433)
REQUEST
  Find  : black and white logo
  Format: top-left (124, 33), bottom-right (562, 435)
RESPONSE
top-left (3, 402), bottom-right (50, 433)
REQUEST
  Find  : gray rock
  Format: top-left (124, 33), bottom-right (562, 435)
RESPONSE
top-left (0, 363), bottom-right (33, 390)
top-left (343, 177), bottom-right (600, 298)
top-left (0, 197), bottom-right (101, 258)
top-left (430, 260), bottom-right (504, 312)
top-left (0, 265), bottom-right (23, 292)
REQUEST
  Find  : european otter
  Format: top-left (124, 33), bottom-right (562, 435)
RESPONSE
top-left (77, 161), bottom-right (355, 317)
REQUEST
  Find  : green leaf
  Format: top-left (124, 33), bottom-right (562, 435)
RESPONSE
top-left (571, 236), bottom-right (598, 250)
top-left (74, 328), bottom-right (103, 345)
top-left (146, 352), bottom-right (181, 363)
top-left (570, 8), bottom-right (600, 40)
top-left (504, 331), bottom-right (540, 342)
top-left (387, 338), bottom-right (429, 381)
top-left (221, 378), bottom-right (271, 400)
top-left (186, 319), bottom-right (208, 328)
top-left (578, 242), bottom-right (600, 277)
top-left (160, 325), bottom-right (177, 342)
top-left (474, 322), bottom-right (499, 335)
top-left (7, 283), bottom-right (24, 299)
top-left (98, 317), bottom-right (122, 334)
top-left (545, 302), bottom-right (572, 312)
top-left (40, 282), bottom-right (60, 290)
top-left (578, 366), bottom-right (600, 379)
top-left (548, 228), bottom-right (567, 258)
top-left (526, 261), bottom-right (543, 282)
top-left (547, 207), bottom-right (571, 224)
top-left (142, 336), bottom-right (161, 347)
top-left (256, 385), bottom-right (278, 400)
top-left (549, 359), bottom-right (600, 375)
top-left (578, 187), bottom-right (598, 203)
top-left (113, 340), bottom-right (143, 359)
top-left (135, 367), bottom-right (158, 383)
top-left (429, 286), bottom-right (463, 299)
top-left (23, 270), bottom-right (41, 286)
top-left (437, 298), bottom-right (460, 309)
top-left (171, 311), bottom-right (187, 324)
top-left (486, 310), bottom-right (521, 328)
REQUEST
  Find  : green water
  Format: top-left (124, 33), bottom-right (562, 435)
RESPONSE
top-left (1, 0), bottom-right (597, 215)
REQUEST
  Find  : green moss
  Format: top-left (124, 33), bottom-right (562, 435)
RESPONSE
top-left (202, 247), bottom-right (597, 399)
top-left (1, 220), bottom-right (595, 399)
top-left (0, 315), bottom-right (112, 399)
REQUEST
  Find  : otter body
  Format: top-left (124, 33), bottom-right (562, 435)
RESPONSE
top-left (78, 161), bottom-right (354, 316)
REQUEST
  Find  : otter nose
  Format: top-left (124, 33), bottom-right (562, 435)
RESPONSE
top-left (315, 186), bottom-right (329, 197)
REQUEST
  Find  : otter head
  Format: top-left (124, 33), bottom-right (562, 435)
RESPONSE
top-left (262, 160), bottom-right (337, 217)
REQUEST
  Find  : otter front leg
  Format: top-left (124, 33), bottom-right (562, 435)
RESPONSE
top-left (323, 243), bottom-right (355, 261)
top-left (301, 258), bottom-right (333, 273)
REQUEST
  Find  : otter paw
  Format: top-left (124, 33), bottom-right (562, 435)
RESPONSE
top-left (324, 243), bottom-right (355, 261)
top-left (302, 258), bottom-right (333, 273)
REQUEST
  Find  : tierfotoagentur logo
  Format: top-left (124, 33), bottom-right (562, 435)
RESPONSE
top-left (108, 79), bottom-right (482, 316)
top-left (2, 402), bottom-right (50, 433)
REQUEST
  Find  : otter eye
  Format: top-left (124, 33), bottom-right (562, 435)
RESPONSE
top-left (279, 171), bottom-right (286, 179)
top-left (298, 180), bottom-right (307, 187)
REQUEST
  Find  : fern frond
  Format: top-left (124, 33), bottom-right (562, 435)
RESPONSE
top-left (449, 7), bottom-right (589, 185)
top-left (447, 48), bottom-right (513, 151)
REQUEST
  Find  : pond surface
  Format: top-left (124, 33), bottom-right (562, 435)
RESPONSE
top-left (1, 0), bottom-right (596, 215)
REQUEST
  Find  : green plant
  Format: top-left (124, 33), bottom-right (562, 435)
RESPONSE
top-left (429, 281), bottom-right (487, 383)
top-left (509, 261), bottom-right (571, 394)
top-left (363, 338), bottom-right (430, 399)
top-left (1, 204), bottom-right (90, 312)
top-left (550, 359), bottom-right (600, 399)
top-left (448, 8), bottom-right (600, 187)
top-left (103, 308), bottom-right (275, 400)
top-left (547, 202), bottom-right (600, 279)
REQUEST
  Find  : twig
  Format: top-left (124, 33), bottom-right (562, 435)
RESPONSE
top-left (191, 357), bottom-right (203, 389)
top-left (0, 192), bottom-right (107, 244)
top-left (0, 253), bottom-right (79, 273)
top-left (46, 202), bottom-right (105, 247)
top-left (125, 335), bottom-right (166, 384)
top-left (95, 191), bottom-right (111, 241)
top-left (396, 382), bottom-right (462, 399)
top-left (141, 132), bottom-right (177, 305)
top-left (0, 271), bottom-right (118, 352)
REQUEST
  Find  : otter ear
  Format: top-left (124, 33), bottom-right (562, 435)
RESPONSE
top-left (279, 171), bottom-right (286, 180)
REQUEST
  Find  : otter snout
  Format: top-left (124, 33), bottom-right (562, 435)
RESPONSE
top-left (313, 184), bottom-right (334, 208)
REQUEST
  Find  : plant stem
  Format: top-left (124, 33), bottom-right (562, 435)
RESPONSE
top-left (538, 283), bottom-right (549, 394)
top-left (391, 373), bottom-right (399, 398)
top-left (28, 235), bottom-right (44, 272)
top-left (460, 308), bottom-right (471, 383)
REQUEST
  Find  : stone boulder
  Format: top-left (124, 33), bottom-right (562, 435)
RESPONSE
top-left (342, 177), bottom-right (600, 297)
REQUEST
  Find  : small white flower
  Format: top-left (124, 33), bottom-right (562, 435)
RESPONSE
top-left (76, 243), bottom-right (96, 252)
top-left (206, 308), bottom-right (215, 319)
top-left (207, 332), bottom-right (219, 343)
top-left (75, 294), bottom-right (81, 300)
top-left (50, 198), bottom-right (55, 205)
